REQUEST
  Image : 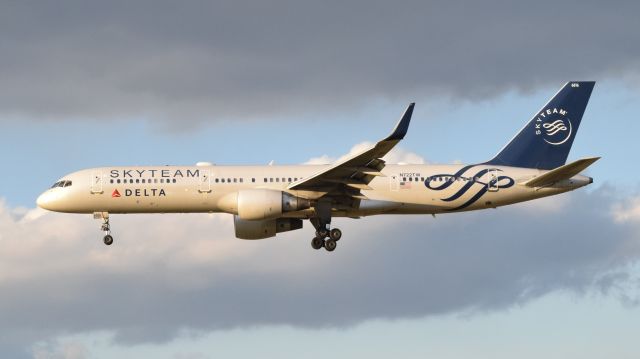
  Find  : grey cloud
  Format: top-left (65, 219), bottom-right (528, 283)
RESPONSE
top-left (1, 186), bottom-right (640, 357)
top-left (1, 1), bottom-right (639, 125)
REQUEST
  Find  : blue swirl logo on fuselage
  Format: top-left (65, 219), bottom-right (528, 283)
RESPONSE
top-left (424, 165), bottom-right (514, 211)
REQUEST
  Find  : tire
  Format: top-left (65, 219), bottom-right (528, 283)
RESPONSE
top-left (329, 228), bottom-right (342, 241)
top-left (311, 237), bottom-right (324, 250)
top-left (324, 239), bottom-right (337, 252)
top-left (103, 235), bottom-right (114, 246)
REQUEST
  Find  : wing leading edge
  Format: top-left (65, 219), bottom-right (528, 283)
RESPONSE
top-left (288, 103), bottom-right (415, 200)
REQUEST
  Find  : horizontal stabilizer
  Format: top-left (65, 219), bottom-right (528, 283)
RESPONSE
top-left (522, 157), bottom-right (600, 187)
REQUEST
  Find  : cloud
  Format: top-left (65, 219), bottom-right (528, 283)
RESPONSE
top-left (612, 196), bottom-right (640, 223)
top-left (1, 1), bottom-right (639, 125)
top-left (1, 185), bottom-right (640, 357)
top-left (32, 341), bottom-right (88, 359)
top-left (304, 142), bottom-right (427, 165)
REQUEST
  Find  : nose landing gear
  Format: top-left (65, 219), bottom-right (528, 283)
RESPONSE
top-left (94, 212), bottom-right (114, 246)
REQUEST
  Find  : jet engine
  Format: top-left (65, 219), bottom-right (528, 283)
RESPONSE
top-left (234, 216), bottom-right (303, 240)
top-left (219, 189), bottom-right (311, 220)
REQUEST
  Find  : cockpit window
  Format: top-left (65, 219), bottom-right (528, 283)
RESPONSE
top-left (51, 180), bottom-right (72, 188)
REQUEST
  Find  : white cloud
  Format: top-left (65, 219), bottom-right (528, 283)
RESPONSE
top-left (612, 196), bottom-right (640, 223)
top-left (32, 341), bottom-right (88, 359)
top-left (1, 186), bottom-right (640, 357)
top-left (304, 142), bottom-right (426, 165)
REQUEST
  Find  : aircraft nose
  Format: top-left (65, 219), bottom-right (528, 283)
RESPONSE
top-left (36, 192), bottom-right (48, 209)
top-left (37, 191), bottom-right (56, 210)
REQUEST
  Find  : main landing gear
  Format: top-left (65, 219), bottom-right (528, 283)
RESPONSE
top-left (309, 200), bottom-right (343, 252)
top-left (310, 218), bottom-right (342, 252)
top-left (94, 212), bottom-right (113, 246)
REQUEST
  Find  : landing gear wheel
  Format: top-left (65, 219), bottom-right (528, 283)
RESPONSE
top-left (103, 235), bottom-right (114, 246)
top-left (311, 237), bottom-right (324, 250)
top-left (329, 228), bottom-right (342, 241)
top-left (317, 228), bottom-right (329, 238)
top-left (324, 239), bottom-right (337, 252)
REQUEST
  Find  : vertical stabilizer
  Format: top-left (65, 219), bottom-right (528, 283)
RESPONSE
top-left (486, 81), bottom-right (595, 170)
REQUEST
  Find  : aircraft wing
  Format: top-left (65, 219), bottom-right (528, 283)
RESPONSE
top-left (288, 103), bottom-right (414, 201)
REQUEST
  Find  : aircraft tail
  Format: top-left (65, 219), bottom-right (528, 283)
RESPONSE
top-left (522, 157), bottom-right (600, 187)
top-left (486, 81), bottom-right (595, 170)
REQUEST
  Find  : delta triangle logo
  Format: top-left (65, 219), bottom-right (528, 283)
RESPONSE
top-left (112, 189), bottom-right (121, 198)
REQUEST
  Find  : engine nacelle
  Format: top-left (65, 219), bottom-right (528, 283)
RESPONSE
top-left (234, 216), bottom-right (303, 240)
top-left (225, 189), bottom-right (310, 220)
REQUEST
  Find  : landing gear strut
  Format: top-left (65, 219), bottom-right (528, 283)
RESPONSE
top-left (94, 212), bottom-right (114, 246)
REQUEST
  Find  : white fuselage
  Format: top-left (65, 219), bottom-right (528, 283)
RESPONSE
top-left (36, 163), bottom-right (592, 217)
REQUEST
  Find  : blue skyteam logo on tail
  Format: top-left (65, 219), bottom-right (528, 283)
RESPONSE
top-left (486, 82), bottom-right (594, 170)
top-left (535, 108), bottom-right (572, 146)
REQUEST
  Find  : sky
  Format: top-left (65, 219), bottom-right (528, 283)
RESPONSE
top-left (1, 1), bottom-right (640, 358)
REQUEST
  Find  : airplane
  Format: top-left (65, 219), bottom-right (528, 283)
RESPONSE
top-left (37, 81), bottom-right (599, 252)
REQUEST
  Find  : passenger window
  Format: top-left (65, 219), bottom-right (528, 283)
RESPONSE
top-left (117, 179), bottom-right (121, 184)
top-left (173, 178), bottom-right (177, 183)
top-left (240, 178), bottom-right (243, 183)
top-left (264, 178), bottom-right (267, 183)
top-left (276, 178), bottom-right (280, 182)
top-left (215, 178), bottom-right (219, 183)
top-left (136, 179), bottom-right (140, 183)
top-left (252, 178), bottom-right (256, 183)
top-left (233, 178), bottom-right (237, 183)
top-left (270, 178), bottom-right (273, 182)
top-left (110, 179), bottom-right (114, 184)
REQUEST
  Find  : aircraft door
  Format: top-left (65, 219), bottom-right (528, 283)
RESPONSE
top-left (390, 175), bottom-right (399, 192)
top-left (487, 169), bottom-right (499, 192)
top-left (90, 171), bottom-right (103, 194)
top-left (198, 169), bottom-right (212, 193)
